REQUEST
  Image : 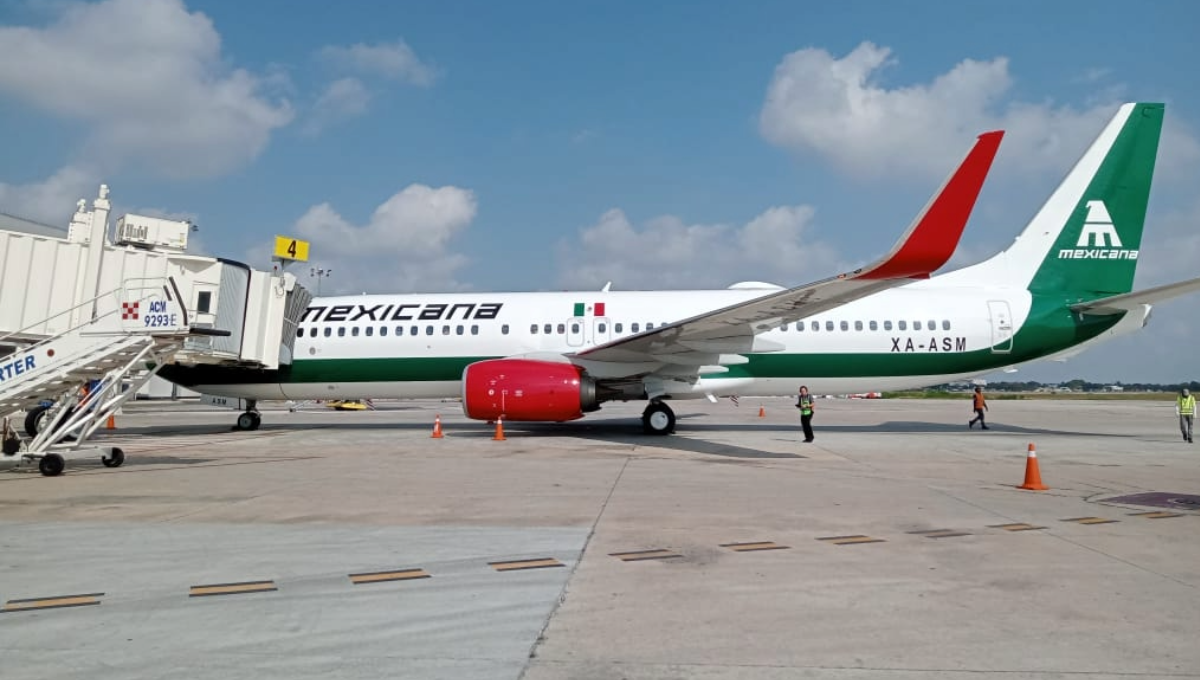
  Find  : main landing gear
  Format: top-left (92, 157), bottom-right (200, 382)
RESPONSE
top-left (642, 401), bottom-right (676, 435)
top-left (235, 400), bottom-right (262, 431)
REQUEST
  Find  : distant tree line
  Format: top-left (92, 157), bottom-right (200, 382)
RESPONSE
top-left (931, 380), bottom-right (1200, 393)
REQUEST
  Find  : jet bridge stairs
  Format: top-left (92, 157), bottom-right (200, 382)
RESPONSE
top-left (0, 185), bottom-right (311, 475)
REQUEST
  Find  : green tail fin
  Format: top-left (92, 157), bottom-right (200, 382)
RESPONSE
top-left (1025, 103), bottom-right (1163, 296)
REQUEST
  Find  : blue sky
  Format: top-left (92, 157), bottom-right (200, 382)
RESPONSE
top-left (2, 0), bottom-right (1199, 383)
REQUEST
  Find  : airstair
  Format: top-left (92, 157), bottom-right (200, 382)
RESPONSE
top-left (1, 185), bottom-right (310, 475)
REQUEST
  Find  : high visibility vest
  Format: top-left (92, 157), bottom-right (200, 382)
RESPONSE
top-left (798, 396), bottom-right (814, 416)
top-left (1179, 395), bottom-right (1196, 416)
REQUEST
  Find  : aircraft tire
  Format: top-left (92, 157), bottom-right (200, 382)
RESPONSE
top-left (642, 402), bottom-right (676, 435)
top-left (24, 406), bottom-right (48, 437)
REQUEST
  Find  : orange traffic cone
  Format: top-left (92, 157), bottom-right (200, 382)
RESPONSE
top-left (493, 417), bottom-right (506, 441)
top-left (1018, 443), bottom-right (1048, 491)
top-left (758, 406), bottom-right (766, 418)
top-left (431, 415), bottom-right (444, 439)
top-left (105, 414), bottom-right (116, 430)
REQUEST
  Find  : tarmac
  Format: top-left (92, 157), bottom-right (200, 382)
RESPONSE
top-left (1, 396), bottom-right (1198, 679)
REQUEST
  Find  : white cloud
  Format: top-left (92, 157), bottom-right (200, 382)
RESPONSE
top-left (759, 42), bottom-right (1199, 181)
top-left (0, 0), bottom-right (293, 179)
top-left (286, 184), bottom-right (478, 294)
top-left (318, 40), bottom-right (438, 86)
top-left (0, 164), bottom-right (98, 225)
top-left (304, 77), bottom-right (372, 135)
top-left (556, 205), bottom-right (841, 290)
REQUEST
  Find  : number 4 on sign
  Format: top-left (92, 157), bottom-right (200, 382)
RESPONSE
top-left (273, 235), bottom-right (310, 263)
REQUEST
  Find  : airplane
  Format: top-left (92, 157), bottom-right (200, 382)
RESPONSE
top-left (161, 102), bottom-right (1200, 435)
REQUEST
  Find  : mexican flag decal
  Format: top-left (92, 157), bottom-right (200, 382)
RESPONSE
top-left (573, 302), bottom-right (606, 316)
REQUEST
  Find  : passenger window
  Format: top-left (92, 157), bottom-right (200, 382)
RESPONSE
top-left (502, 324), bottom-right (510, 335)
top-left (898, 321), bottom-right (907, 331)
top-left (780, 323), bottom-right (789, 332)
top-left (615, 323), bottom-right (623, 333)
top-left (571, 323), bottom-right (580, 333)
top-left (471, 325), bottom-right (479, 335)
top-left (942, 320), bottom-right (951, 330)
top-left (646, 323), bottom-right (655, 330)
top-left (456, 325), bottom-right (464, 335)
top-left (632, 323), bottom-right (640, 332)
top-left (557, 323), bottom-right (565, 334)
top-left (530, 324), bottom-right (538, 334)
top-left (855, 320), bottom-right (863, 331)
top-left (869, 320), bottom-right (878, 331)
top-left (365, 327), bottom-right (373, 337)
top-left (598, 322), bottom-right (607, 333)
top-left (914, 321), bottom-right (922, 331)
top-left (410, 326), bottom-right (418, 336)
top-left (840, 321), bottom-right (849, 331)
top-left (884, 321), bottom-right (892, 331)
top-left (324, 327), bottom-right (332, 337)
top-left (351, 327), bottom-right (359, 337)
top-left (442, 325), bottom-right (450, 335)
top-left (338, 327), bottom-right (346, 337)
top-left (395, 326), bottom-right (403, 336)
top-left (812, 321), bottom-right (820, 332)
top-left (544, 323), bottom-right (552, 334)
top-left (797, 321), bottom-right (805, 331)
top-left (381, 326), bottom-right (388, 336)
top-left (928, 319), bottom-right (936, 330)
top-left (825, 321), bottom-right (834, 331)
top-left (425, 326), bottom-right (433, 336)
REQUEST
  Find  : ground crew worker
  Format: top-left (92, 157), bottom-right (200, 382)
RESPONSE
top-left (1176, 388), bottom-right (1195, 443)
top-left (796, 385), bottom-right (815, 443)
top-left (968, 386), bottom-right (989, 430)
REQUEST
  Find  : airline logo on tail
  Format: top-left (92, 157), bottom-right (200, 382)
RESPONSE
top-left (1059, 200), bottom-right (1138, 260)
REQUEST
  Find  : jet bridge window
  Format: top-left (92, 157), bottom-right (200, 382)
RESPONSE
top-left (196, 291), bottom-right (212, 314)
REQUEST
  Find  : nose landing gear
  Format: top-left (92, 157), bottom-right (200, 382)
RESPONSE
top-left (235, 400), bottom-right (262, 431)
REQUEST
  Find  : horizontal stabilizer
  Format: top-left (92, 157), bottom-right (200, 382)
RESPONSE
top-left (1070, 276), bottom-right (1200, 315)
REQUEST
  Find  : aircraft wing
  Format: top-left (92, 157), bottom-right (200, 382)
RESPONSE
top-left (1070, 276), bottom-right (1200, 315)
top-left (572, 130), bottom-right (1004, 370)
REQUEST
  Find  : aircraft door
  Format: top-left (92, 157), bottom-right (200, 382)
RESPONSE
top-left (593, 317), bottom-right (612, 345)
top-left (987, 300), bottom-right (1014, 353)
top-left (566, 317), bottom-right (585, 347)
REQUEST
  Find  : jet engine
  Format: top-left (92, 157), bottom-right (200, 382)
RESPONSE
top-left (462, 358), bottom-right (599, 422)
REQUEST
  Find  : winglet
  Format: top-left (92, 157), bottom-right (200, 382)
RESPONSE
top-left (857, 130), bottom-right (1004, 280)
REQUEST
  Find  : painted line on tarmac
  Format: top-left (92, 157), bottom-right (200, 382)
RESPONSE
top-left (610, 548), bottom-right (683, 562)
top-left (488, 558), bottom-right (565, 572)
top-left (189, 580), bottom-right (278, 597)
top-left (989, 523), bottom-right (1047, 532)
top-left (2, 593), bottom-right (103, 613)
top-left (720, 541), bottom-right (791, 552)
top-left (349, 568), bottom-right (431, 584)
top-left (1060, 516), bottom-right (1120, 525)
top-left (907, 529), bottom-right (972, 539)
top-left (1127, 511), bottom-right (1184, 519)
top-left (816, 535), bottom-right (886, 546)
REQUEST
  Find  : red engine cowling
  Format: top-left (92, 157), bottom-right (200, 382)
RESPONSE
top-left (462, 358), bottom-right (598, 422)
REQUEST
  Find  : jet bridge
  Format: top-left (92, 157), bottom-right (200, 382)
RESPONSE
top-left (0, 185), bottom-right (311, 475)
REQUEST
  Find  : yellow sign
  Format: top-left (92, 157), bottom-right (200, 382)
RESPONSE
top-left (273, 235), bottom-right (310, 262)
